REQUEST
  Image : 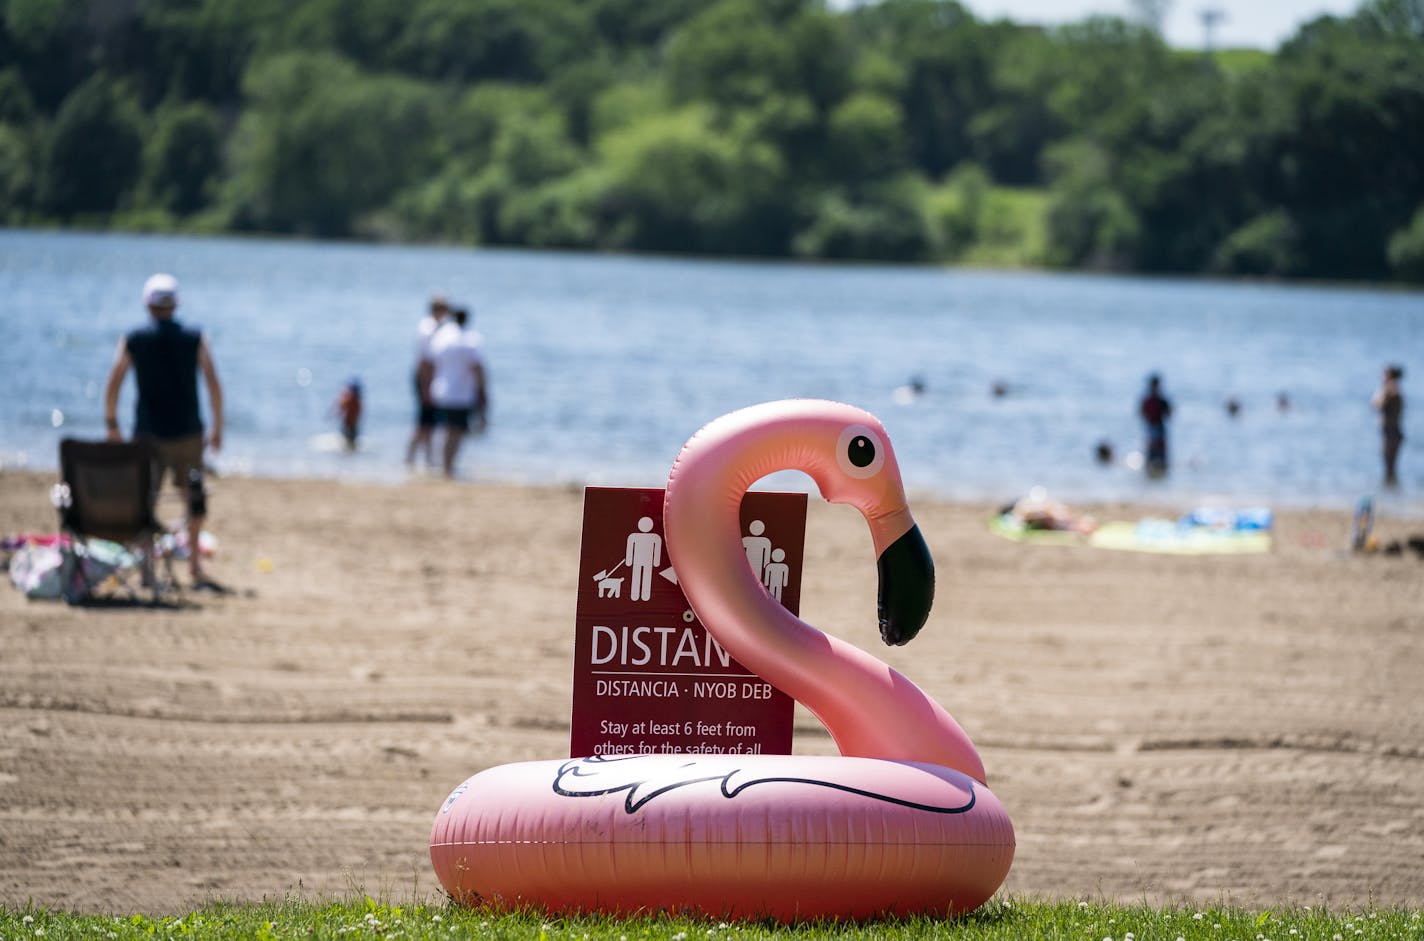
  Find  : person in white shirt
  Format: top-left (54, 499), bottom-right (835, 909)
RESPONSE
top-left (405, 294), bottom-right (449, 467)
top-left (426, 306), bottom-right (489, 477)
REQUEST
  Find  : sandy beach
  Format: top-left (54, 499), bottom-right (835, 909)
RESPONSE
top-left (2, 469), bottom-right (1422, 915)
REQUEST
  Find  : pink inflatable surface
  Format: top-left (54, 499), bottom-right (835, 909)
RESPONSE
top-left (431, 400), bottom-right (1014, 920)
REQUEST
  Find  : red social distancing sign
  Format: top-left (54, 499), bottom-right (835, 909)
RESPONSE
top-left (569, 487), bottom-right (806, 758)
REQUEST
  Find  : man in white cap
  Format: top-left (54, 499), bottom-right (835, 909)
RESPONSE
top-left (103, 273), bottom-right (226, 589)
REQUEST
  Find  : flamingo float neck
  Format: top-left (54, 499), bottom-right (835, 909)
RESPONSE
top-left (663, 400), bottom-right (986, 784)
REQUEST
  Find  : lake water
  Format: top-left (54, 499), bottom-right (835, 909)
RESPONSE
top-left (1, 228), bottom-right (1420, 514)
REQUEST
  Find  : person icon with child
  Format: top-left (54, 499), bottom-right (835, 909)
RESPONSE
top-left (742, 519), bottom-right (793, 605)
top-left (742, 519), bottom-right (773, 577)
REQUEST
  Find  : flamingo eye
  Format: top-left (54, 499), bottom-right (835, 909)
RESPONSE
top-left (836, 424), bottom-right (886, 479)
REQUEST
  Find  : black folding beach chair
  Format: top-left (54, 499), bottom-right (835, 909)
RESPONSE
top-left (56, 438), bottom-right (165, 603)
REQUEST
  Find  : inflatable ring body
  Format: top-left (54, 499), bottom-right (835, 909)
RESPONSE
top-left (431, 400), bottom-right (1014, 920)
top-left (431, 754), bottom-right (1013, 920)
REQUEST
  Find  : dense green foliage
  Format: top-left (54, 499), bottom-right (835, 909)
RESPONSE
top-left (1, 0), bottom-right (1422, 281)
top-left (1, 896), bottom-right (1422, 941)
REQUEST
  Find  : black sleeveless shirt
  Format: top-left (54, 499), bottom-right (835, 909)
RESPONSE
top-left (125, 319), bottom-right (204, 439)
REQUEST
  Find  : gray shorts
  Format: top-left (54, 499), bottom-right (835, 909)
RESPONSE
top-left (150, 434), bottom-right (205, 496)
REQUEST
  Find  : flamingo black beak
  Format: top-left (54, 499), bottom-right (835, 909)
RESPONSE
top-left (876, 523), bottom-right (935, 646)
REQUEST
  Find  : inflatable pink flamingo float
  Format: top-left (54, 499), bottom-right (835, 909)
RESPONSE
top-left (430, 400), bottom-right (1014, 920)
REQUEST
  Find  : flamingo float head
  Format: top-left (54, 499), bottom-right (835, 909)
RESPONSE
top-left (753, 402), bottom-right (935, 646)
top-left (676, 399), bottom-right (925, 621)
top-left (665, 398), bottom-right (935, 644)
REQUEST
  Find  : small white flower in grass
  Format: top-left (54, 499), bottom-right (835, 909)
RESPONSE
top-left (1195, 913), bottom-right (1206, 921)
top-left (1333, 935), bottom-right (1343, 940)
top-left (1079, 901), bottom-right (1091, 909)
top-left (1177, 936), bottom-right (1186, 941)
top-left (431, 915), bottom-right (441, 922)
top-left (673, 934), bottom-right (688, 941)
top-left (1289, 931), bottom-right (1297, 936)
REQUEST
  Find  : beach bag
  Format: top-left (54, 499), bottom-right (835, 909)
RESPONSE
top-left (70, 539), bottom-right (139, 602)
top-left (8, 541), bottom-right (67, 600)
top-left (7, 537), bottom-right (136, 604)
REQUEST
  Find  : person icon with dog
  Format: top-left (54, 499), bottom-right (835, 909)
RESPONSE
top-left (625, 516), bottom-right (662, 602)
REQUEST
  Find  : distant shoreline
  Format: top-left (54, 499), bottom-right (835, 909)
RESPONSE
top-left (8, 225), bottom-right (1422, 295)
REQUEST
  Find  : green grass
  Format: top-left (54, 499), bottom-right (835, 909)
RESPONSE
top-left (1, 897), bottom-right (1420, 940)
top-left (1210, 48), bottom-right (1276, 77)
top-left (1168, 47), bottom-right (1275, 76)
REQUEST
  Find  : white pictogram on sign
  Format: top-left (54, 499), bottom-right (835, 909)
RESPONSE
top-left (591, 562), bottom-right (624, 597)
top-left (743, 520), bottom-right (772, 577)
top-left (624, 516), bottom-right (662, 601)
top-left (742, 519), bottom-right (792, 605)
top-left (590, 514), bottom-right (695, 600)
top-left (764, 547), bottom-right (789, 602)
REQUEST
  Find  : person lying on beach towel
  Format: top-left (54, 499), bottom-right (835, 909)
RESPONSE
top-left (1000, 488), bottom-right (1098, 535)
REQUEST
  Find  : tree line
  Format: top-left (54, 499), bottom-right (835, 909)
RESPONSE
top-left (2, 0), bottom-right (1423, 282)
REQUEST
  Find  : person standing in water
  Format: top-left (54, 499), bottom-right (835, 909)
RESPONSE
top-left (334, 377), bottom-right (363, 451)
top-left (1138, 373), bottom-right (1173, 477)
top-left (426, 306), bottom-right (489, 477)
top-left (406, 294), bottom-right (449, 467)
top-left (1372, 364), bottom-right (1405, 486)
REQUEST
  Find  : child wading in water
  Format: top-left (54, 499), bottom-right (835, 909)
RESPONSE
top-left (335, 378), bottom-right (363, 451)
